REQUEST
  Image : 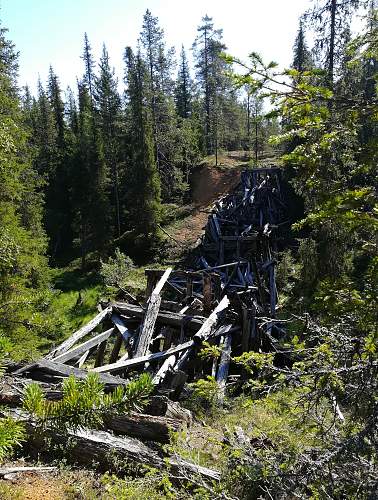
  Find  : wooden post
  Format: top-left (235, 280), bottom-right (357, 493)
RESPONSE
top-left (135, 268), bottom-right (172, 358)
top-left (203, 273), bottom-right (213, 314)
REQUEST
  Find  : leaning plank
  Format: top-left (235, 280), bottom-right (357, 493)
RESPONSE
top-left (46, 306), bottom-right (112, 359)
top-left (216, 330), bottom-right (233, 401)
top-left (193, 295), bottom-right (230, 344)
top-left (113, 302), bottom-right (206, 331)
top-left (53, 328), bottom-right (115, 364)
top-left (111, 314), bottom-right (132, 342)
top-left (8, 409), bottom-right (220, 482)
top-left (92, 340), bottom-right (194, 374)
top-left (134, 268), bottom-right (172, 357)
top-left (153, 355), bottom-right (176, 385)
top-left (14, 359), bottom-right (127, 388)
top-left (104, 411), bottom-right (183, 443)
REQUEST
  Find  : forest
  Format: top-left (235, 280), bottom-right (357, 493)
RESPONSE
top-left (0, 0), bottom-right (377, 498)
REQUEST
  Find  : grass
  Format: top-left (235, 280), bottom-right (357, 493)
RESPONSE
top-left (46, 260), bottom-right (149, 351)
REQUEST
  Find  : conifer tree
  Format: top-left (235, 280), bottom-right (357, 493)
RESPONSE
top-left (0, 22), bottom-right (49, 351)
top-left (193, 15), bottom-right (227, 158)
top-left (139, 10), bottom-right (182, 200)
top-left (175, 45), bottom-right (192, 119)
top-left (82, 33), bottom-right (95, 100)
top-left (292, 20), bottom-right (314, 74)
top-left (305, 0), bottom-right (360, 86)
top-left (94, 44), bottom-right (122, 237)
top-left (124, 47), bottom-right (161, 249)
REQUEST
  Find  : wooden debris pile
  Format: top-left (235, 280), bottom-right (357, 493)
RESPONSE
top-left (2, 167), bottom-right (287, 478)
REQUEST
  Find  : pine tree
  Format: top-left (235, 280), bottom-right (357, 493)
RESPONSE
top-left (139, 10), bottom-right (182, 201)
top-left (124, 47), bottom-right (161, 250)
top-left (305, 0), bottom-right (360, 87)
top-left (193, 15), bottom-right (227, 159)
top-left (71, 81), bottom-right (109, 267)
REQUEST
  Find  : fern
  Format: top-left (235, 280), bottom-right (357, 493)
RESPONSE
top-left (23, 372), bottom-right (154, 432)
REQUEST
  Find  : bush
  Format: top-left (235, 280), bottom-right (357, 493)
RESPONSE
top-left (100, 248), bottom-right (134, 288)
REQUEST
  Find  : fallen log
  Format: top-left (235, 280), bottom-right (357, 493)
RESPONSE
top-left (13, 359), bottom-right (127, 388)
top-left (104, 411), bottom-right (183, 443)
top-left (193, 295), bottom-right (230, 343)
top-left (7, 409), bottom-right (219, 482)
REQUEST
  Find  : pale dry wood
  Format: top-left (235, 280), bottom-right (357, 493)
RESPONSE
top-left (46, 306), bottom-right (112, 359)
top-left (53, 328), bottom-right (114, 364)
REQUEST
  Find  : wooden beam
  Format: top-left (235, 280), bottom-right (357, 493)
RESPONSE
top-left (46, 306), bottom-right (112, 359)
top-left (92, 340), bottom-right (194, 374)
top-left (53, 328), bottom-right (114, 364)
top-left (111, 314), bottom-right (133, 343)
top-left (193, 296), bottom-right (230, 344)
top-left (113, 303), bottom-right (206, 331)
top-left (14, 359), bottom-right (127, 387)
top-left (153, 355), bottom-right (176, 385)
top-left (216, 329), bottom-right (233, 401)
top-left (134, 268), bottom-right (172, 357)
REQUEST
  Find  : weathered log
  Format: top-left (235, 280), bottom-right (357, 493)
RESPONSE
top-left (46, 306), bottom-right (112, 359)
top-left (92, 340), bottom-right (194, 374)
top-left (103, 411), bottom-right (183, 443)
top-left (8, 409), bottom-right (219, 482)
top-left (135, 278), bottom-right (164, 357)
top-left (14, 359), bottom-right (127, 388)
top-left (153, 355), bottom-right (176, 385)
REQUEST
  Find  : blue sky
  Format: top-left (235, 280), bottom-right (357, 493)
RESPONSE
top-left (1, 0), bottom-right (313, 93)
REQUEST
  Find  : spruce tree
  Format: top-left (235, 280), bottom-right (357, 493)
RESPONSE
top-left (292, 20), bottom-right (314, 74)
top-left (94, 44), bottom-right (122, 237)
top-left (124, 47), bottom-right (161, 250)
top-left (0, 22), bottom-right (50, 354)
top-left (175, 45), bottom-right (192, 119)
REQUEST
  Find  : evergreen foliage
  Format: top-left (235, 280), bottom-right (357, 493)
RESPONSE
top-left (23, 372), bottom-right (154, 432)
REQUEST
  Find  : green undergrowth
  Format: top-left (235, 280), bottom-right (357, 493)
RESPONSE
top-left (45, 261), bottom-right (148, 355)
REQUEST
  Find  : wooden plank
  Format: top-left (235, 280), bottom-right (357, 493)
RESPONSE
top-left (203, 274), bottom-right (213, 314)
top-left (53, 328), bottom-right (114, 364)
top-left (46, 306), bottom-right (112, 359)
top-left (113, 303), bottom-right (206, 331)
top-left (111, 314), bottom-right (133, 342)
top-left (194, 296), bottom-right (230, 344)
top-left (108, 333), bottom-right (123, 364)
top-left (153, 355), bottom-right (176, 385)
top-left (216, 330), bottom-right (233, 401)
top-left (15, 359), bottom-right (127, 387)
top-left (94, 340), bottom-right (107, 368)
top-left (92, 340), bottom-right (194, 374)
top-left (77, 350), bottom-right (90, 368)
top-left (134, 268), bottom-right (172, 357)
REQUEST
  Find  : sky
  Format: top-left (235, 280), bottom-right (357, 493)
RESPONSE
top-left (0, 0), bottom-right (314, 94)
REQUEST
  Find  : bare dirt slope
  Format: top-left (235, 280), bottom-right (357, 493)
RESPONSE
top-left (165, 157), bottom-right (244, 257)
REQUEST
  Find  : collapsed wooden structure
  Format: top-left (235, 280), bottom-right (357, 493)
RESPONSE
top-left (3, 167), bottom-right (288, 480)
